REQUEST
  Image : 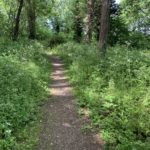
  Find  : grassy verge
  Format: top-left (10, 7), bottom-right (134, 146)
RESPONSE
top-left (53, 42), bottom-right (150, 150)
top-left (0, 38), bottom-right (51, 149)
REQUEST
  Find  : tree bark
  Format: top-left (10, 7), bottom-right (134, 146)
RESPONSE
top-left (85, 0), bottom-right (95, 43)
top-left (99, 0), bottom-right (110, 55)
top-left (26, 0), bottom-right (36, 39)
top-left (13, 0), bottom-right (24, 41)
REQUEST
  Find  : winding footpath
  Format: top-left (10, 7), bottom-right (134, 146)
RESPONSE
top-left (38, 55), bottom-right (103, 150)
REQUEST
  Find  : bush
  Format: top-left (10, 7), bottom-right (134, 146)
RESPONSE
top-left (128, 32), bottom-right (150, 49)
top-left (48, 33), bottom-right (66, 47)
top-left (54, 42), bottom-right (150, 149)
top-left (36, 27), bottom-right (52, 40)
top-left (0, 39), bottom-right (51, 149)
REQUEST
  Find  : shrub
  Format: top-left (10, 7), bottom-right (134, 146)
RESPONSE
top-left (36, 27), bottom-right (52, 40)
top-left (48, 33), bottom-right (66, 47)
top-left (128, 32), bottom-right (150, 49)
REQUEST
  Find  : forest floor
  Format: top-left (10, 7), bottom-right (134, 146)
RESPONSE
top-left (38, 55), bottom-right (103, 150)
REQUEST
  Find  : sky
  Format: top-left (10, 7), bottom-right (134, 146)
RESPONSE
top-left (116, 0), bottom-right (121, 3)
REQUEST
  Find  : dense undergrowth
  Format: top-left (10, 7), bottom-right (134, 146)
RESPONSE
top-left (0, 38), bottom-right (51, 149)
top-left (54, 42), bottom-right (150, 150)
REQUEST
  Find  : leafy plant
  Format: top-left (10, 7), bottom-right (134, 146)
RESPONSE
top-left (54, 42), bottom-right (150, 149)
top-left (0, 39), bottom-right (51, 149)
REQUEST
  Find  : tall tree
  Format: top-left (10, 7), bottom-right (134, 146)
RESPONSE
top-left (13, 0), bottom-right (24, 41)
top-left (108, 0), bottom-right (129, 46)
top-left (72, 0), bottom-right (83, 42)
top-left (85, 0), bottom-right (95, 43)
top-left (121, 0), bottom-right (150, 34)
top-left (93, 0), bottom-right (101, 41)
top-left (26, 0), bottom-right (36, 39)
top-left (99, 0), bottom-right (110, 55)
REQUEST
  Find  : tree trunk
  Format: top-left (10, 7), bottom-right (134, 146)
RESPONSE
top-left (73, 0), bottom-right (83, 42)
top-left (55, 18), bottom-right (60, 33)
top-left (93, 0), bottom-right (101, 41)
top-left (26, 0), bottom-right (36, 39)
top-left (85, 0), bottom-right (95, 43)
top-left (99, 0), bottom-right (110, 55)
top-left (13, 0), bottom-right (23, 41)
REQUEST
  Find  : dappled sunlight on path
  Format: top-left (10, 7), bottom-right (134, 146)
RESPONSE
top-left (38, 55), bottom-right (103, 150)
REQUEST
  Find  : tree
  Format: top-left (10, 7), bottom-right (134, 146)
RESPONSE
top-left (72, 0), bottom-right (84, 42)
top-left (121, 0), bottom-right (150, 34)
top-left (99, 0), bottom-right (111, 55)
top-left (85, 0), bottom-right (95, 43)
top-left (108, 0), bottom-right (129, 46)
top-left (26, 0), bottom-right (36, 39)
top-left (0, 0), bottom-right (18, 37)
top-left (93, 0), bottom-right (101, 41)
top-left (51, 17), bottom-right (61, 33)
top-left (13, 0), bottom-right (24, 41)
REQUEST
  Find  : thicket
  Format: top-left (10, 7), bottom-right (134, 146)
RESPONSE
top-left (54, 42), bottom-right (150, 149)
top-left (0, 38), bottom-right (51, 149)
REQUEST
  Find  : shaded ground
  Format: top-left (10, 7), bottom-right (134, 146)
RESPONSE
top-left (38, 55), bottom-right (103, 150)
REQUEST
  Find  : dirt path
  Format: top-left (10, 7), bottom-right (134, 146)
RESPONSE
top-left (38, 55), bottom-right (103, 150)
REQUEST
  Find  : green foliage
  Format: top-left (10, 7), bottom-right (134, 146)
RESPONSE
top-left (37, 25), bottom-right (52, 40)
top-left (0, 0), bottom-right (150, 148)
top-left (128, 31), bottom-right (150, 49)
top-left (121, 0), bottom-right (150, 32)
top-left (0, 39), bottom-right (51, 149)
top-left (48, 33), bottom-right (66, 47)
top-left (71, 0), bottom-right (85, 42)
top-left (54, 42), bottom-right (150, 149)
top-left (120, 0), bottom-right (150, 49)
